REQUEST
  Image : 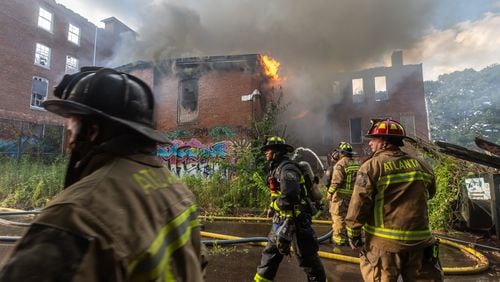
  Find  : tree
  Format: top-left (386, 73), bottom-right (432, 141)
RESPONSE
top-left (425, 64), bottom-right (500, 149)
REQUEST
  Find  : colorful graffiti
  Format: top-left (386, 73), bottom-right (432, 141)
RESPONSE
top-left (0, 119), bottom-right (63, 158)
top-left (157, 138), bottom-right (235, 176)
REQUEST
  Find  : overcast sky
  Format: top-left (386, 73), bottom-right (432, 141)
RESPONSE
top-left (56, 0), bottom-right (500, 81)
top-left (53, 0), bottom-right (500, 144)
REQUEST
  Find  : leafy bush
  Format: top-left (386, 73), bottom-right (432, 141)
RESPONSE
top-left (0, 156), bottom-right (66, 209)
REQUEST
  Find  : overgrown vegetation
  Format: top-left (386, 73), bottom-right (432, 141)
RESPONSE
top-left (0, 94), bottom-right (491, 233)
top-left (0, 156), bottom-right (66, 209)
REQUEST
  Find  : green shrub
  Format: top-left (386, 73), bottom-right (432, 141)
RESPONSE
top-left (0, 156), bottom-right (66, 209)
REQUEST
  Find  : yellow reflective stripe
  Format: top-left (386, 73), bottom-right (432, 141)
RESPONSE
top-left (374, 170), bottom-right (433, 227)
top-left (345, 163), bottom-right (360, 191)
top-left (346, 226), bottom-right (361, 237)
top-left (374, 184), bottom-right (386, 227)
top-left (333, 236), bottom-right (347, 244)
top-left (127, 204), bottom-right (199, 281)
top-left (377, 171), bottom-right (433, 189)
top-left (254, 273), bottom-right (273, 282)
top-left (363, 224), bottom-right (431, 241)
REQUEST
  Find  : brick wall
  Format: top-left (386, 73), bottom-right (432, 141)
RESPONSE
top-left (0, 0), bottom-right (127, 126)
top-left (326, 62), bottom-right (429, 156)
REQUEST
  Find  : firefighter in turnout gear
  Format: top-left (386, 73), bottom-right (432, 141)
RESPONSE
top-left (254, 136), bottom-right (326, 282)
top-left (0, 68), bottom-right (206, 281)
top-left (345, 119), bottom-right (444, 281)
top-left (327, 142), bottom-right (360, 249)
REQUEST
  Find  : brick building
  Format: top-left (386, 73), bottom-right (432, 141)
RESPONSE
top-left (325, 51), bottom-right (429, 157)
top-left (119, 54), bottom-right (274, 142)
top-left (0, 0), bottom-right (133, 156)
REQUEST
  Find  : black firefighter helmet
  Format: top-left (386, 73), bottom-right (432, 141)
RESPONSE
top-left (42, 67), bottom-right (170, 144)
top-left (262, 136), bottom-right (294, 153)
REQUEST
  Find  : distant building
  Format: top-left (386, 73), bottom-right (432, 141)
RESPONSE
top-left (324, 51), bottom-right (429, 157)
top-left (119, 54), bottom-right (275, 143)
top-left (0, 0), bottom-right (133, 156)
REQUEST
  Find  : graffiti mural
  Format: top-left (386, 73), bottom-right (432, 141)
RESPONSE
top-left (0, 119), bottom-right (63, 158)
top-left (157, 138), bottom-right (235, 176)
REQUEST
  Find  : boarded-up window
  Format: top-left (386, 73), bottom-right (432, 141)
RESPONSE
top-left (350, 118), bottom-right (362, 144)
top-left (374, 76), bottom-right (388, 101)
top-left (400, 115), bottom-right (416, 137)
top-left (352, 78), bottom-right (364, 103)
top-left (178, 78), bottom-right (199, 123)
top-left (31, 76), bottom-right (48, 109)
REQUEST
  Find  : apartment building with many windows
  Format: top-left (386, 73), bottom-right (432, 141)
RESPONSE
top-left (0, 0), bottom-right (133, 156)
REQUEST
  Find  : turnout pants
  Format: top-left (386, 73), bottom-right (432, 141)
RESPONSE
top-left (329, 193), bottom-right (350, 245)
top-left (254, 216), bottom-right (326, 282)
top-left (360, 243), bottom-right (444, 282)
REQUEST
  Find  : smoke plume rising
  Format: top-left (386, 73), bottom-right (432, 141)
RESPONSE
top-left (89, 0), bottom-right (439, 145)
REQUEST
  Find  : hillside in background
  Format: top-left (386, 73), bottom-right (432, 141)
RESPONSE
top-left (425, 64), bottom-right (500, 149)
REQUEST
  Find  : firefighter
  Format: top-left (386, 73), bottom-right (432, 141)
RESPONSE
top-left (322, 149), bottom-right (340, 190)
top-left (345, 119), bottom-right (443, 281)
top-left (254, 136), bottom-right (326, 282)
top-left (0, 67), bottom-right (206, 281)
top-left (326, 142), bottom-right (359, 250)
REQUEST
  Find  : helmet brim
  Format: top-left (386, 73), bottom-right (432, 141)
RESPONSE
top-left (43, 100), bottom-right (171, 144)
top-left (262, 143), bottom-right (294, 153)
top-left (364, 134), bottom-right (416, 143)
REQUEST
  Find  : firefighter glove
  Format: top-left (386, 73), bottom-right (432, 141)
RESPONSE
top-left (348, 235), bottom-right (363, 250)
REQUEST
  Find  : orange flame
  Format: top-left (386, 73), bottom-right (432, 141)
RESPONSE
top-left (292, 110), bottom-right (309, 120)
top-left (259, 54), bottom-right (280, 80)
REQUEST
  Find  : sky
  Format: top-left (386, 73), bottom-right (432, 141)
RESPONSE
top-left (55, 0), bottom-right (500, 81)
top-left (54, 0), bottom-right (500, 142)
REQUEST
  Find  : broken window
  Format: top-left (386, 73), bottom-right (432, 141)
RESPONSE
top-left (31, 76), bottom-right (48, 109)
top-left (350, 117), bottom-right (362, 144)
top-left (400, 115), bottom-right (416, 137)
top-left (178, 78), bottom-right (199, 123)
top-left (352, 78), bottom-right (364, 103)
top-left (34, 43), bottom-right (51, 68)
top-left (68, 24), bottom-right (80, 45)
top-left (37, 7), bottom-right (53, 32)
top-left (65, 55), bottom-right (79, 73)
top-left (374, 76), bottom-right (388, 101)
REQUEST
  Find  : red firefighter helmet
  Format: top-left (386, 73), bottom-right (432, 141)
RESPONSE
top-left (365, 119), bottom-right (406, 138)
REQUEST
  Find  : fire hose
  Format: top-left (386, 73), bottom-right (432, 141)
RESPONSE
top-left (0, 211), bottom-right (491, 275)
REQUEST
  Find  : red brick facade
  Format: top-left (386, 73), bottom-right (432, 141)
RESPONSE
top-left (121, 55), bottom-right (270, 142)
top-left (0, 0), bottom-right (132, 125)
top-left (326, 51), bottom-right (429, 157)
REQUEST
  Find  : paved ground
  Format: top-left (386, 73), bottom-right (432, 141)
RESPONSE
top-left (0, 214), bottom-right (499, 281)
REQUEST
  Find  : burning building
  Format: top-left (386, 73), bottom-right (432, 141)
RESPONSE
top-left (119, 54), bottom-right (281, 142)
top-left (324, 51), bottom-right (429, 157)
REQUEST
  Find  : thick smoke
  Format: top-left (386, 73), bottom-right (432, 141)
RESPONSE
top-left (89, 0), bottom-right (439, 145)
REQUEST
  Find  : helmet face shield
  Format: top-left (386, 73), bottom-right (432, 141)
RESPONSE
top-left (43, 67), bottom-right (170, 144)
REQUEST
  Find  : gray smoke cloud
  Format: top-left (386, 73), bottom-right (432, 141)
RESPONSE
top-left (90, 0), bottom-right (438, 145)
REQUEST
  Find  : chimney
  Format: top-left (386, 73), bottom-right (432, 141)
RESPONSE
top-left (391, 50), bottom-right (403, 67)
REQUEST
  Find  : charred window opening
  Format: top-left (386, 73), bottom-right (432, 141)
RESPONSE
top-left (178, 78), bottom-right (199, 123)
top-left (374, 76), bottom-right (388, 101)
top-left (350, 117), bottom-right (362, 144)
top-left (352, 78), bottom-right (364, 103)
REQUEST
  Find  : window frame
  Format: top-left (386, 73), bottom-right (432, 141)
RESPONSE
top-left (68, 24), bottom-right (80, 45)
top-left (374, 76), bottom-right (388, 101)
top-left (30, 76), bottom-right (49, 110)
top-left (37, 7), bottom-right (53, 32)
top-left (349, 117), bottom-right (363, 144)
top-left (65, 55), bottom-right (79, 73)
top-left (177, 78), bottom-right (199, 124)
top-left (352, 78), bottom-right (365, 103)
top-left (34, 43), bottom-right (51, 68)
